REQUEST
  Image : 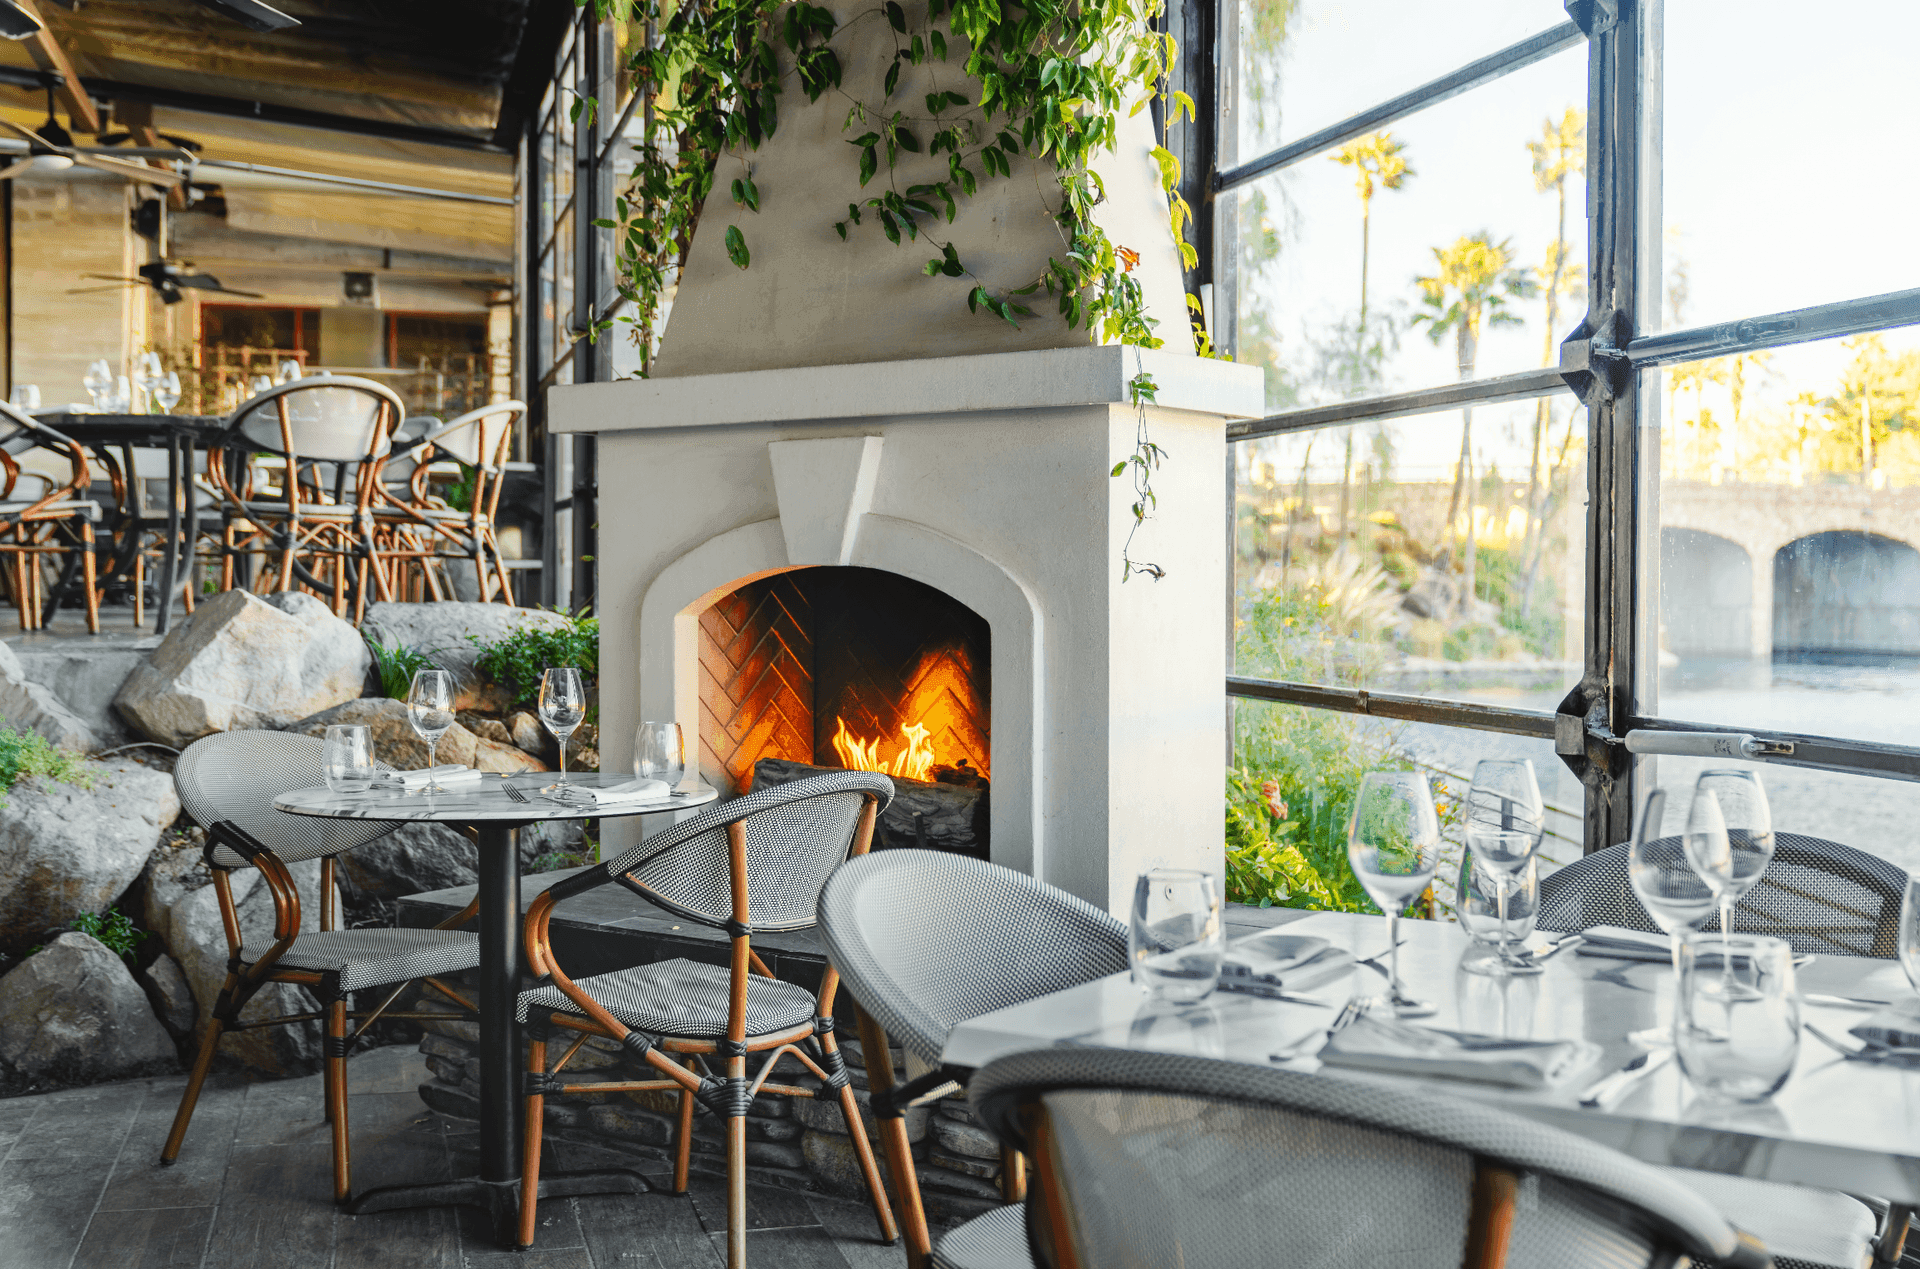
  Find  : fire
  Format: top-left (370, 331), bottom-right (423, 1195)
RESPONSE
top-left (831, 717), bottom-right (936, 783)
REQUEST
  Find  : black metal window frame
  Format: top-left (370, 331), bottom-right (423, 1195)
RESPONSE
top-left (1205, 0), bottom-right (1920, 853)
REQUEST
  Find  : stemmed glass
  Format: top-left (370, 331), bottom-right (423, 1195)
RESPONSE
top-left (1348, 771), bottom-right (1442, 1016)
top-left (538, 667), bottom-right (587, 793)
top-left (154, 372), bottom-right (181, 415)
top-left (1463, 758), bottom-right (1546, 974)
top-left (83, 359), bottom-right (113, 410)
top-left (634, 721), bottom-right (685, 790)
top-left (405, 669), bottom-right (456, 793)
top-left (1627, 789), bottom-right (1720, 1047)
top-left (1689, 770), bottom-right (1774, 938)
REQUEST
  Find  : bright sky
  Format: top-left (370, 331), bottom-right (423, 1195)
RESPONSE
top-left (1237, 0), bottom-right (1920, 481)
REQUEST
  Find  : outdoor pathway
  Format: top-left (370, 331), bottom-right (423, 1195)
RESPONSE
top-left (0, 1046), bottom-right (907, 1269)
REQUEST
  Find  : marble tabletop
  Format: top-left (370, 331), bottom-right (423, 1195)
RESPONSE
top-left (943, 909), bottom-right (1920, 1202)
top-left (274, 771), bottom-right (719, 823)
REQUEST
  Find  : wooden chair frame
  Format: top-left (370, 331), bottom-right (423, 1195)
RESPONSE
top-left (0, 406), bottom-right (101, 633)
top-left (368, 401), bottom-right (525, 606)
top-left (159, 821), bottom-right (481, 1203)
top-left (518, 792), bottom-right (899, 1268)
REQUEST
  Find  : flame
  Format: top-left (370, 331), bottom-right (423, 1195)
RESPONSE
top-left (831, 717), bottom-right (936, 783)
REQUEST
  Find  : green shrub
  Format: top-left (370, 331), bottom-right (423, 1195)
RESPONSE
top-left (470, 609), bottom-right (599, 712)
top-left (67, 909), bottom-right (147, 962)
top-left (0, 725), bottom-right (92, 808)
top-left (367, 637), bottom-right (438, 701)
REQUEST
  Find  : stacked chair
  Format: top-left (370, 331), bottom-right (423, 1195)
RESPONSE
top-left (513, 771), bottom-right (900, 1268)
top-left (162, 730), bottom-right (484, 1202)
top-left (0, 399), bottom-right (101, 632)
top-left (378, 400), bottom-right (525, 604)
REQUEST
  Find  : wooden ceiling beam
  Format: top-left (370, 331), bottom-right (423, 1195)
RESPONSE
top-left (112, 99), bottom-right (185, 208)
top-left (12, 0), bottom-right (100, 133)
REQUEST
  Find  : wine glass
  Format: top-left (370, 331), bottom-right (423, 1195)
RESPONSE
top-left (277, 359), bottom-right (302, 384)
top-left (111, 374), bottom-right (132, 413)
top-left (1629, 789), bottom-right (1719, 956)
top-left (9, 384), bottom-right (38, 411)
top-left (634, 721), bottom-right (685, 790)
top-left (154, 371), bottom-right (181, 415)
top-left (1899, 877), bottom-right (1920, 994)
top-left (1348, 771), bottom-right (1442, 1016)
top-left (83, 359), bottom-right (112, 410)
top-left (405, 669), bottom-right (456, 793)
top-left (322, 724), bottom-right (375, 793)
top-left (250, 374), bottom-right (274, 398)
top-left (1689, 770), bottom-right (1774, 938)
top-left (1129, 869), bottom-right (1224, 1004)
top-left (1463, 758), bottom-right (1546, 974)
top-left (538, 667), bottom-right (587, 793)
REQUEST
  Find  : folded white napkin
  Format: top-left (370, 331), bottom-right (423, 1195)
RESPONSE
top-left (1217, 932), bottom-right (1353, 999)
top-left (1318, 1015), bottom-right (1599, 1088)
top-left (550, 777), bottom-right (672, 806)
top-left (375, 765), bottom-right (482, 791)
top-left (1573, 924), bottom-right (1674, 963)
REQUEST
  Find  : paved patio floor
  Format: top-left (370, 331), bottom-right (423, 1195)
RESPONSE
top-left (0, 1045), bottom-right (907, 1269)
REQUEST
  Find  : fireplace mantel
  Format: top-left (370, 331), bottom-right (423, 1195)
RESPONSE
top-left (550, 347), bottom-right (1262, 915)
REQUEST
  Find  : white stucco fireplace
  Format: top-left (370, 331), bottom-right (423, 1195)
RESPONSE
top-left (548, 344), bottom-right (1261, 914)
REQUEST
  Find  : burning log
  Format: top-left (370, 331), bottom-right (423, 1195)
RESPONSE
top-left (750, 757), bottom-right (988, 861)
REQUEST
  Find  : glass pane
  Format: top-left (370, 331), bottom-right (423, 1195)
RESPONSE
top-left (1232, 0), bottom-right (1571, 162)
top-left (1658, 2), bottom-right (1920, 332)
top-left (1230, 698), bottom-right (1579, 915)
top-left (1651, 328), bottom-right (1920, 760)
top-left (1233, 42), bottom-right (1586, 409)
top-left (1233, 399), bottom-right (1588, 704)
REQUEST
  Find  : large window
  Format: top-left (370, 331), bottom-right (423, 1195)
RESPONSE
top-left (1214, 0), bottom-right (1920, 880)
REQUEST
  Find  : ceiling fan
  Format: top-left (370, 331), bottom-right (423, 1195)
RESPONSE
top-left (71, 260), bottom-right (263, 304)
top-left (0, 92), bottom-right (188, 186)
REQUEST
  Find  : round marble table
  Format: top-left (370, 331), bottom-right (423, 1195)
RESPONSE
top-left (274, 771), bottom-right (718, 1242)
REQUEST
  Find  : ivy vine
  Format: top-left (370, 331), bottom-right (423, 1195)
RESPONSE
top-left (579, 0), bottom-right (1198, 578)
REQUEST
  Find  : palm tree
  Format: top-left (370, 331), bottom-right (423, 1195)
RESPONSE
top-left (1520, 108), bottom-right (1584, 617)
top-left (1413, 231), bottom-right (1533, 615)
top-left (1330, 131), bottom-right (1412, 546)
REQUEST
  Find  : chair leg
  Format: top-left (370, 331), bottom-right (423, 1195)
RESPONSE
top-left (836, 1082), bottom-right (900, 1244)
top-left (80, 522), bottom-right (100, 634)
top-left (162, 1014), bottom-right (227, 1164)
top-left (726, 1053), bottom-right (747, 1269)
top-left (326, 998), bottom-right (351, 1202)
top-left (518, 1037), bottom-right (547, 1249)
top-left (133, 548), bottom-right (145, 627)
top-left (1001, 1146), bottom-right (1027, 1203)
top-left (673, 1057), bottom-right (695, 1195)
top-left (855, 1008), bottom-right (930, 1269)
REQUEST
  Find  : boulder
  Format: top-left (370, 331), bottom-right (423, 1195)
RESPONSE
top-left (288, 697), bottom-right (546, 774)
top-left (0, 933), bottom-right (176, 1082)
top-left (166, 855), bottom-right (335, 1076)
top-left (0, 758), bottom-right (180, 946)
top-left (139, 829), bottom-right (210, 945)
top-left (6, 636), bottom-right (158, 751)
top-left (114, 589), bottom-right (372, 748)
top-left (142, 953), bottom-right (197, 1035)
top-left (457, 712), bottom-right (514, 747)
top-left (360, 601), bottom-right (573, 712)
top-left (334, 821), bottom-right (477, 905)
top-left (0, 640), bottom-right (97, 752)
top-left (507, 711), bottom-right (546, 757)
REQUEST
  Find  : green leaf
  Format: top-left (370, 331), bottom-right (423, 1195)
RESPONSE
top-left (924, 256), bottom-right (944, 276)
top-left (892, 124), bottom-right (920, 153)
top-left (724, 224), bottom-right (750, 269)
top-left (1111, 461), bottom-right (1127, 477)
top-left (884, 60), bottom-right (900, 96)
top-left (835, 221), bottom-right (848, 240)
top-left (859, 144), bottom-right (878, 185)
top-left (885, 1), bottom-right (906, 31)
top-left (929, 29), bottom-right (947, 59)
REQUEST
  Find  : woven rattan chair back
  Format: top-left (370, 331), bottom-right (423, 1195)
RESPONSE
top-left (1538, 833), bottom-right (1907, 957)
top-left (972, 1048), bottom-right (1765, 1269)
top-left (607, 770), bottom-right (896, 932)
top-left (819, 848), bottom-right (1128, 1062)
top-left (417, 401), bottom-right (524, 470)
top-left (175, 730), bottom-right (396, 868)
top-left (229, 376), bottom-right (407, 463)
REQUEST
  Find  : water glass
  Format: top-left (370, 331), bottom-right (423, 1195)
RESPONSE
top-left (634, 720), bottom-right (686, 790)
top-left (83, 359), bottom-right (112, 409)
top-left (9, 384), bottom-right (38, 411)
top-left (1900, 877), bottom-right (1920, 994)
top-left (1129, 869), bottom-right (1223, 1004)
top-left (538, 667), bottom-right (587, 791)
top-left (1689, 770), bottom-right (1774, 936)
top-left (322, 724), bottom-right (375, 793)
top-left (1348, 771), bottom-right (1442, 1015)
top-left (1457, 852), bottom-right (1539, 968)
top-left (154, 371), bottom-right (181, 414)
top-left (405, 668), bottom-right (456, 793)
top-left (1675, 933), bottom-right (1800, 1102)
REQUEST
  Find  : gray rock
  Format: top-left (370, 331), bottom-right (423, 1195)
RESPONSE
top-left (334, 821), bottom-right (475, 904)
top-left (792, 1081), bottom-right (929, 1142)
top-left (139, 830), bottom-right (211, 945)
top-left (930, 1116), bottom-right (1000, 1160)
top-left (457, 713), bottom-right (514, 747)
top-left (0, 933), bottom-right (176, 1081)
top-left (0, 640), bottom-right (97, 752)
top-left (288, 697), bottom-right (545, 775)
top-left (1400, 572), bottom-right (1457, 620)
top-left (142, 953), bottom-right (197, 1034)
top-left (360, 601), bottom-right (572, 713)
top-left (507, 711), bottom-right (546, 757)
top-left (0, 758), bottom-right (179, 946)
top-left (114, 589), bottom-right (371, 747)
top-left (166, 855), bottom-right (335, 1076)
top-left (6, 635), bottom-right (158, 751)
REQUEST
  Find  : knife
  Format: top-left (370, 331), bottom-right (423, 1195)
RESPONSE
top-left (1577, 1047), bottom-right (1673, 1109)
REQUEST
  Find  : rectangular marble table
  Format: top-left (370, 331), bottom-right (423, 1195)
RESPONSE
top-left (943, 910), bottom-right (1920, 1203)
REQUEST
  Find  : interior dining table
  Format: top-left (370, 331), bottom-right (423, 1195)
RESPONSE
top-left (943, 909), bottom-right (1920, 1205)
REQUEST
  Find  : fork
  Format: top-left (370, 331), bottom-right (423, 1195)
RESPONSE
top-left (1270, 997), bottom-right (1363, 1062)
top-left (501, 781), bottom-right (530, 804)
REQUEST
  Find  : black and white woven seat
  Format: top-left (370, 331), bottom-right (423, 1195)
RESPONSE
top-left (817, 849), bottom-right (1128, 1269)
top-left (971, 1046), bottom-right (1784, 1269)
top-left (927, 1203), bottom-right (1029, 1269)
top-left (161, 730), bottom-right (480, 1203)
top-left (1539, 832), bottom-right (1908, 958)
top-left (515, 771), bottom-right (901, 1268)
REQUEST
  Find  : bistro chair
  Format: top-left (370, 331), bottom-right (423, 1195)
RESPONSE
top-left (162, 730), bottom-right (483, 1202)
top-left (375, 400), bottom-right (525, 605)
top-left (0, 399), bottom-right (101, 633)
top-left (204, 375), bottom-right (407, 620)
top-left (515, 770), bottom-right (901, 1268)
top-left (967, 1046), bottom-right (1799, 1269)
top-left (818, 849), bottom-right (1129, 1269)
top-left (1538, 832), bottom-right (1908, 958)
